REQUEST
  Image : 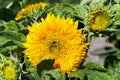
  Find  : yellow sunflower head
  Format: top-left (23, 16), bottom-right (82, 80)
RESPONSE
top-left (23, 13), bottom-right (89, 73)
top-left (89, 9), bottom-right (110, 31)
top-left (15, 2), bottom-right (47, 21)
top-left (1, 60), bottom-right (18, 80)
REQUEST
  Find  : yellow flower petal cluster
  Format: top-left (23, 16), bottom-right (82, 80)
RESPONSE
top-left (15, 2), bottom-right (47, 21)
top-left (23, 13), bottom-right (89, 73)
top-left (1, 60), bottom-right (17, 80)
top-left (89, 9), bottom-right (110, 31)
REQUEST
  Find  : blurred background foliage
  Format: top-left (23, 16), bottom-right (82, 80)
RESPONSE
top-left (0, 0), bottom-right (80, 21)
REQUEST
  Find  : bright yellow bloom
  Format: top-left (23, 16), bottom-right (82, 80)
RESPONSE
top-left (23, 13), bottom-right (89, 73)
top-left (1, 60), bottom-right (17, 80)
top-left (15, 2), bottom-right (47, 21)
top-left (89, 9), bottom-right (110, 31)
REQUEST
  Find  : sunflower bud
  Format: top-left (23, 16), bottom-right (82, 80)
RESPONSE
top-left (89, 9), bottom-right (110, 31)
top-left (1, 60), bottom-right (18, 80)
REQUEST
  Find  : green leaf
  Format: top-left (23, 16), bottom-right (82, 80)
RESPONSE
top-left (115, 50), bottom-right (120, 59)
top-left (116, 32), bottom-right (120, 40)
top-left (104, 55), bottom-right (120, 80)
top-left (0, 35), bottom-right (11, 47)
top-left (6, 20), bottom-right (19, 30)
top-left (113, 21), bottom-right (120, 26)
top-left (0, 53), bottom-right (7, 63)
top-left (0, 75), bottom-right (5, 80)
top-left (0, 20), bottom-right (26, 55)
top-left (0, 31), bottom-right (25, 54)
top-left (68, 69), bottom-right (85, 80)
top-left (37, 59), bottom-right (66, 80)
top-left (4, 31), bottom-right (26, 42)
top-left (73, 5), bottom-right (88, 19)
top-left (40, 74), bottom-right (52, 80)
top-left (13, 40), bottom-right (24, 48)
top-left (85, 62), bottom-right (114, 80)
top-left (114, 0), bottom-right (120, 3)
top-left (30, 68), bottom-right (41, 80)
top-left (85, 62), bottom-right (105, 70)
top-left (41, 69), bottom-right (66, 80)
top-left (24, 57), bottom-right (32, 69)
top-left (0, 45), bottom-right (18, 54)
top-left (111, 4), bottom-right (120, 21)
top-left (85, 69), bottom-right (114, 80)
top-left (0, 20), bottom-right (6, 31)
top-left (37, 59), bottom-right (55, 76)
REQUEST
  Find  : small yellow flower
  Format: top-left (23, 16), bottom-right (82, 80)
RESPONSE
top-left (15, 2), bottom-right (47, 21)
top-left (23, 13), bottom-right (89, 73)
top-left (89, 9), bottom-right (110, 31)
top-left (1, 60), bottom-right (17, 80)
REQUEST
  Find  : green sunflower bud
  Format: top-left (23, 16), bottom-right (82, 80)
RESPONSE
top-left (0, 60), bottom-right (18, 80)
top-left (89, 9), bottom-right (110, 32)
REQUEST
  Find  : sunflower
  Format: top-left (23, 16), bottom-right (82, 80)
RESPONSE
top-left (23, 13), bottom-right (89, 73)
top-left (89, 9), bottom-right (110, 31)
top-left (1, 60), bottom-right (17, 80)
top-left (15, 2), bottom-right (47, 21)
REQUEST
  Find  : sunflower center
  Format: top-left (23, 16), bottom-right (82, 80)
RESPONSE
top-left (45, 34), bottom-right (64, 54)
top-left (49, 41), bottom-right (58, 52)
top-left (50, 41), bottom-right (57, 48)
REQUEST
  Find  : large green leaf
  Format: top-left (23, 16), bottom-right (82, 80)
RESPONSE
top-left (85, 62), bottom-right (114, 80)
top-left (37, 59), bottom-right (66, 80)
top-left (37, 59), bottom-right (55, 76)
top-left (41, 69), bottom-right (66, 80)
top-left (68, 69), bottom-right (85, 80)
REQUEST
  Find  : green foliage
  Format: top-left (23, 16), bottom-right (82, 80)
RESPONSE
top-left (37, 59), bottom-right (55, 76)
top-left (0, 20), bottom-right (27, 55)
top-left (30, 60), bottom-right (66, 80)
top-left (0, 53), bottom-right (6, 63)
top-left (104, 55), bottom-right (120, 80)
top-left (68, 69), bottom-right (85, 80)
top-left (41, 69), bottom-right (66, 80)
top-left (111, 4), bottom-right (120, 21)
top-left (85, 62), bottom-right (114, 80)
top-left (68, 62), bottom-right (114, 80)
top-left (0, 0), bottom-right (15, 8)
top-left (30, 68), bottom-right (41, 80)
top-left (72, 5), bottom-right (88, 19)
